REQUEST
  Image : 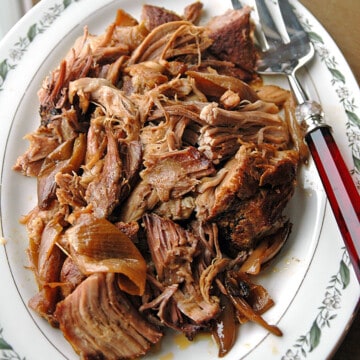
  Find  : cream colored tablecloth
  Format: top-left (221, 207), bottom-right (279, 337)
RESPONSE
top-left (300, 1), bottom-right (360, 359)
top-left (301, 0), bottom-right (360, 85)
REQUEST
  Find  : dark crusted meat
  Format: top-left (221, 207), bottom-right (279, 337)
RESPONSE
top-left (141, 4), bottom-right (183, 31)
top-left (207, 6), bottom-right (258, 73)
top-left (141, 2), bottom-right (204, 31)
top-left (196, 144), bottom-right (299, 250)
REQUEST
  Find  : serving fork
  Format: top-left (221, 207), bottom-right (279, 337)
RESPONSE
top-left (232, 0), bottom-right (360, 282)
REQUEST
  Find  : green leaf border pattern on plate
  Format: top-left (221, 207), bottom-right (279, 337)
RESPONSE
top-left (297, 10), bottom-right (360, 188)
top-left (0, 0), bottom-right (81, 91)
top-left (0, 327), bottom-right (25, 360)
top-left (281, 9), bottom-right (357, 359)
top-left (281, 249), bottom-right (351, 360)
top-left (0, 3), bottom-right (80, 359)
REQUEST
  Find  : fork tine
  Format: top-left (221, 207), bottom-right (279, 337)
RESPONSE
top-left (255, 0), bottom-right (311, 47)
top-left (254, 0), bottom-right (290, 49)
top-left (276, 0), bottom-right (310, 43)
top-left (231, 0), bottom-right (242, 9)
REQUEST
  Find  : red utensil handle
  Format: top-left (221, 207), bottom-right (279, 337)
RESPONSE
top-left (305, 126), bottom-right (360, 282)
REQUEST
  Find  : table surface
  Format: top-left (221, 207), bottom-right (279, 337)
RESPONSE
top-left (301, 0), bottom-right (360, 85)
top-left (300, 0), bottom-right (360, 359)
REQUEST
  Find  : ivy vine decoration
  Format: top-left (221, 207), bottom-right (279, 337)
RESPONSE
top-left (281, 248), bottom-right (351, 360)
top-left (295, 10), bottom-right (360, 186)
top-left (280, 8), bottom-right (359, 358)
top-left (0, 327), bottom-right (25, 360)
top-left (0, 0), bottom-right (80, 91)
top-left (1, 1), bottom-right (80, 359)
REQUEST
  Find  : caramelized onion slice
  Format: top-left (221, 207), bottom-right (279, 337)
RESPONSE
top-left (66, 213), bottom-right (146, 295)
top-left (229, 291), bottom-right (282, 336)
top-left (240, 223), bottom-right (291, 275)
top-left (225, 273), bottom-right (282, 337)
top-left (212, 294), bottom-right (237, 357)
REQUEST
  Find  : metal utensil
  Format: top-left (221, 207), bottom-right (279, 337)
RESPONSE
top-left (232, 0), bottom-right (360, 282)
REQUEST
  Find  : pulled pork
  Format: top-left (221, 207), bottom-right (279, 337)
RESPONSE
top-left (14, 3), bottom-right (306, 359)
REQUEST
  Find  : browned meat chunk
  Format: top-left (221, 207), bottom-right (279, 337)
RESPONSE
top-left (141, 2), bottom-right (204, 31)
top-left (143, 213), bottom-right (199, 283)
top-left (13, 108), bottom-right (82, 177)
top-left (183, 2), bottom-right (204, 24)
top-left (207, 7), bottom-right (257, 73)
top-left (218, 185), bottom-right (293, 251)
top-left (13, 128), bottom-right (61, 177)
top-left (141, 4), bottom-right (183, 31)
top-left (119, 146), bottom-right (215, 222)
top-left (60, 257), bottom-right (86, 298)
top-left (128, 20), bottom-right (212, 65)
top-left (37, 134), bottom-right (86, 210)
top-left (142, 146), bottom-right (215, 201)
top-left (55, 172), bottom-right (87, 208)
top-left (54, 273), bottom-right (163, 360)
top-left (114, 220), bottom-right (140, 242)
top-left (85, 127), bottom-right (122, 218)
top-left (196, 144), bottom-right (299, 250)
top-left (143, 213), bottom-right (220, 325)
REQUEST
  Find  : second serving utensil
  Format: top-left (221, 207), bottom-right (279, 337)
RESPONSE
top-left (232, 0), bottom-right (360, 282)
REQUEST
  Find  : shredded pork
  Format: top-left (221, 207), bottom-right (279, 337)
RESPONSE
top-left (14, 3), bottom-right (306, 359)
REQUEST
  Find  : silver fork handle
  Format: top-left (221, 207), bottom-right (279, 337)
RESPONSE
top-left (286, 72), bottom-right (308, 104)
top-left (287, 70), bottom-right (327, 133)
